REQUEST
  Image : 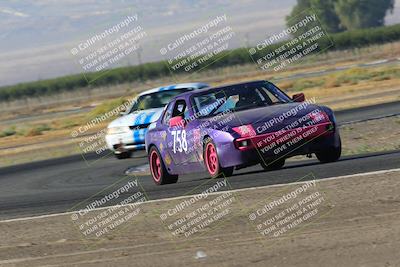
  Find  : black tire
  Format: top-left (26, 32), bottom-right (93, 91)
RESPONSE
top-left (115, 151), bottom-right (131, 159)
top-left (148, 146), bottom-right (178, 185)
top-left (203, 138), bottom-right (234, 178)
top-left (260, 158), bottom-right (285, 171)
top-left (316, 137), bottom-right (342, 163)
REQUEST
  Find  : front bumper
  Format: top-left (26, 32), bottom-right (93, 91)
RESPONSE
top-left (105, 129), bottom-right (147, 153)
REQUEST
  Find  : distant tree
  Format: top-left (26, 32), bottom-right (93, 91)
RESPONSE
top-left (310, 0), bottom-right (342, 33)
top-left (286, 0), bottom-right (315, 36)
top-left (334, 0), bottom-right (395, 30)
top-left (286, 0), bottom-right (342, 36)
top-left (286, 0), bottom-right (395, 35)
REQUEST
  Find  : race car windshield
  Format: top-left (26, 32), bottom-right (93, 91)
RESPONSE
top-left (192, 82), bottom-right (291, 118)
top-left (128, 88), bottom-right (192, 113)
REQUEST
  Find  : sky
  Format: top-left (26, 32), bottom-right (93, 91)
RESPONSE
top-left (0, 0), bottom-right (399, 86)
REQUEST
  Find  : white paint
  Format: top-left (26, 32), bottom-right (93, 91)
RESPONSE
top-left (1, 167), bottom-right (400, 224)
top-left (364, 59), bottom-right (389, 66)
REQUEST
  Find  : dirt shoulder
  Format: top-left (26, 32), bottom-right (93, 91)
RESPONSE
top-left (0, 170), bottom-right (399, 266)
top-left (340, 115), bottom-right (400, 155)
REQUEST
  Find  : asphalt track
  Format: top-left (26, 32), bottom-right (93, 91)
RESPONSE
top-left (0, 101), bottom-right (399, 220)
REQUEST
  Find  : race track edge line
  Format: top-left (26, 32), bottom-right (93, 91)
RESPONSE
top-left (1, 167), bottom-right (400, 223)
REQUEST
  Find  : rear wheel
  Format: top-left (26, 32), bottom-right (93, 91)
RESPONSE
top-left (149, 146), bottom-right (178, 185)
top-left (260, 158), bottom-right (285, 171)
top-left (115, 151), bottom-right (131, 159)
top-left (316, 136), bottom-right (342, 163)
top-left (316, 144), bottom-right (341, 163)
top-left (204, 138), bottom-right (234, 178)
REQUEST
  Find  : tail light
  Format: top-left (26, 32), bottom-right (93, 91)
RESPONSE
top-left (232, 124), bottom-right (256, 137)
top-left (309, 111), bottom-right (329, 123)
top-left (233, 124), bottom-right (256, 150)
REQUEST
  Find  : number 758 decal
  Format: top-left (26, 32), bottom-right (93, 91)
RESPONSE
top-left (171, 130), bottom-right (188, 153)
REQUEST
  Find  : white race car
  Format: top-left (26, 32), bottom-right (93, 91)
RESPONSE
top-left (105, 83), bottom-right (209, 159)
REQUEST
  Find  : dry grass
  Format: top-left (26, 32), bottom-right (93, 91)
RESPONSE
top-left (2, 41), bottom-right (400, 121)
top-left (340, 116), bottom-right (400, 155)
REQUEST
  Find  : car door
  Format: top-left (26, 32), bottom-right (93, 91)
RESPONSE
top-left (166, 98), bottom-right (202, 172)
top-left (166, 99), bottom-right (188, 166)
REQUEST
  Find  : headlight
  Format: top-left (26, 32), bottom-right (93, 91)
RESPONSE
top-left (148, 122), bottom-right (156, 130)
top-left (107, 126), bottom-right (130, 135)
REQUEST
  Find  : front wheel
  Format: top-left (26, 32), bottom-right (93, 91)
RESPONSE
top-left (204, 139), bottom-right (234, 178)
top-left (115, 151), bottom-right (131, 159)
top-left (316, 138), bottom-right (342, 163)
top-left (149, 146), bottom-right (178, 185)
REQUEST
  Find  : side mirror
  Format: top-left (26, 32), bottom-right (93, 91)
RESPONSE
top-left (292, 93), bottom-right (305, 102)
top-left (169, 116), bottom-right (185, 127)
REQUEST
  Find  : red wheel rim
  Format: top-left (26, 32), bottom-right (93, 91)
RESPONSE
top-left (150, 150), bottom-right (161, 182)
top-left (205, 143), bottom-right (218, 175)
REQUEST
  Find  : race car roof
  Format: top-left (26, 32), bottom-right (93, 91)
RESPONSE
top-left (137, 82), bottom-right (209, 97)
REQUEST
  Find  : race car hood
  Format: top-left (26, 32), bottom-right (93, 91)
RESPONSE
top-left (107, 108), bottom-right (164, 128)
top-left (199, 102), bottom-right (330, 133)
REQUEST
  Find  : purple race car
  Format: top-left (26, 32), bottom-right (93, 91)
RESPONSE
top-left (145, 80), bottom-right (341, 185)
